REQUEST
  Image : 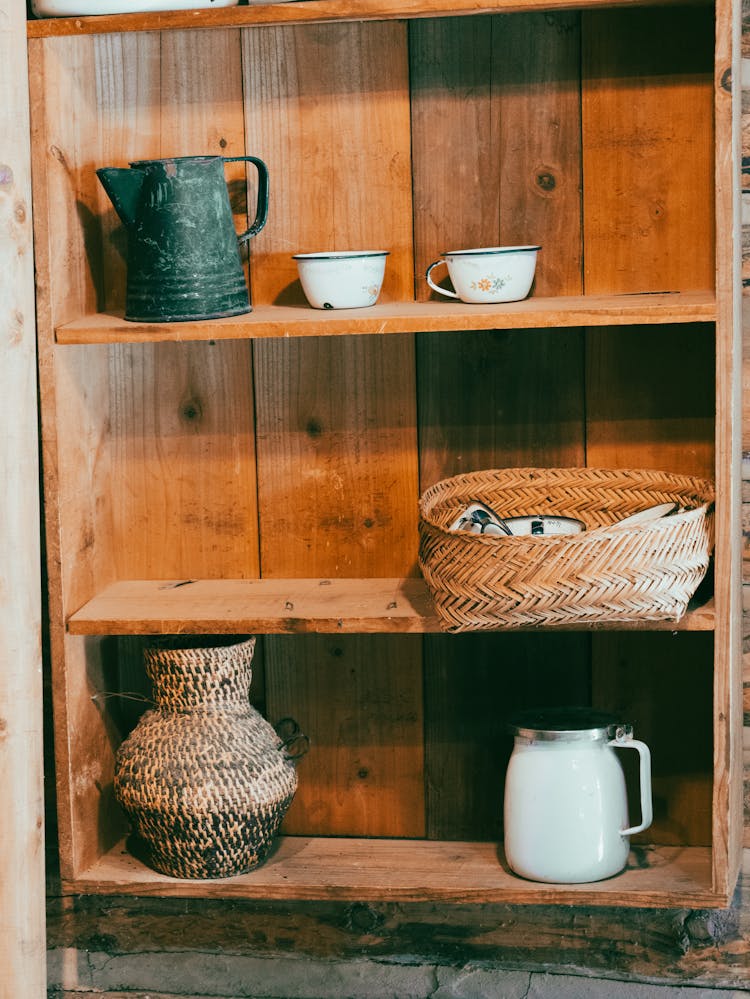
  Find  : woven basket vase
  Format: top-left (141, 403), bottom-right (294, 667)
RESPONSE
top-left (419, 467), bottom-right (715, 633)
top-left (114, 636), bottom-right (300, 879)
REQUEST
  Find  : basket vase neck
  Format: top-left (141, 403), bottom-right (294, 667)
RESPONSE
top-left (143, 638), bottom-right (255, 711)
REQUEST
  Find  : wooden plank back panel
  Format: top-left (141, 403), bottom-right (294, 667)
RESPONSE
top-left (108, 28), bottom-right (261, 855)
top-left (583, 8), bottom-right (716, 850)
top-left (410, 12), bottom-right (582, 301)
top-left (266, 635), bottom-right (425, 837)
top-left (581, 6), bottom-right (715, 294)
top-left (585, 322), bottom-right (715, 849)
top-left (412, 12), bottom-right (588, 841)
top-left (108, 342), bottom-right (258, 579)
top-left (592, 633), bottom-right (714, 846)
top-left (585, 324), bottom-right (715, 479)
top-left (583, 8), bottom-right (715, 842)
top-left (247, 22), bottom-right (422, 837)
top-left (417, 327), bottom-right (586, 489)
top-left (253, 335), bottom-right (419, 579)
top-left (100, 29), bottom-right (259, 581)
top-left (425, 633), bottom-right (590, 840)
top-left (256, 336), bottom-right (421, 835)
top-left (241, 21), bottom-right (413, 306)
top-left (33, 30), bottom-right (260, 874)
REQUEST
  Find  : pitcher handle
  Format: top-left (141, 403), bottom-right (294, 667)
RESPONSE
top-left (224, 155), bottom-right (269, 244)
top-left (609, 731), bottom-right (653, 836)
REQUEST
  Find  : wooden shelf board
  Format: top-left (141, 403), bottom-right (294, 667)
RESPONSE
top-left (63, 838), bottom-right (720, 906)
top-left (66, 577), bottom-right (716, 635)
top-left (54, 292), bottom-right (716, 345)
top-left (27, 0), bottom-right (713, 39)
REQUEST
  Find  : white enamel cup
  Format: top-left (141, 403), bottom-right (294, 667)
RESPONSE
top-left (293, 251), bottom-right (389, 309)
top-left (426, 245), bottom-right (540, 303)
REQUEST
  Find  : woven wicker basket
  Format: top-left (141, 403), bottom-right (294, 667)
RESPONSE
top-left (419, 467), bottom-right (714, 633)
top-left (114, 636), bottom-right (305, 879)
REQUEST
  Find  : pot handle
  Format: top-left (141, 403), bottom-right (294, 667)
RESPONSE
top-left (425, 259), bottom-right (459, 298)
top-left (610, 730), bottom-right (653, 836)
top-left (223, 155), bottom-right (269, 244)
top-left (275, 716), bottom-right (310, 763)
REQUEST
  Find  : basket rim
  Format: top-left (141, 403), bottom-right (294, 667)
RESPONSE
top-left (418, 466), bottom-right (715, 542)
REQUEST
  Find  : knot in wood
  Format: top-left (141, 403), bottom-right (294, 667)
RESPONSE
top-left (181, 397), bottom-right (203, 423)
top-left (536, 171), bottom-right (556, 192)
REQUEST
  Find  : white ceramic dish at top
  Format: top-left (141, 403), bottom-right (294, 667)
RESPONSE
top-left (610, 502), bottom-right (678, 529)
top-left (30, 0), bottom-right (288, 18)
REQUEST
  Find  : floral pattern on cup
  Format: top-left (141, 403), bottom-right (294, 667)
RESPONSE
top-left (471, 274), bottom-right (512, 293)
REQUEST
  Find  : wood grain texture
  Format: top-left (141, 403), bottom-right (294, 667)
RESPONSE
top-left (0, 2), bottom-right (46, 994)
top-left (60, 838), bottom-right (719, 907)
top-left (417, 327), bottom-right (586, 488)
top-left (53, 291), bottom-right (718, 343)
top-left (711, 0), bottom-right (744, 898)
top-left (424, 632), bottom-right (590, 840)
top-left (581, 6), bottom-right (715, 294)
top-left (30, 35), bottom-right (128, 880)
top-left (244, 19), bottom-right (422, 839)
top-left (25, 0), bottom-right (710, 39)
top-left (65, 579), bottom-right (716, 635)
top-left (107, 342), bottom-right (258, 579)
top-left (265, 636), bottom-right (425, 837)
top-left (410, 12), bottom-right (582, 301)
top-left (242, 21), bottom-right (413, 306)
top-left (592, 632), bottom-right (714, 846)
top-left (585, 324), bottom-right (715, 478)
top-left (414, 29), bottom-right (587, 837)
top-left (253, 336), bottom-right (419, 578)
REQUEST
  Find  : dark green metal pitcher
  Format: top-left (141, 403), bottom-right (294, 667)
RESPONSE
top-left (97, 155), bottom-right (269, 323)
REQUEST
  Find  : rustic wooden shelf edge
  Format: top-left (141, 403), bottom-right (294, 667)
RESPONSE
top-left (54, 292), bottom-right (717, 344)
top-left (61, 838), bottom-right (722, 907)
top-left (26, 0), bottom-right (714, 39)
top-left (65, 577), bottom-right (716, 635)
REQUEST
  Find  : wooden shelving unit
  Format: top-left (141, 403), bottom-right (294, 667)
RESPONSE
top-left (29, 0), bottom-right (743, 907)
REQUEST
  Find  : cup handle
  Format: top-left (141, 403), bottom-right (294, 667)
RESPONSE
top-left (426, 259), bottom-right (459, 299)
top-left (223, 155), bottom-right (270, 244)
top-left (609, 732), bottom-right (653, 836)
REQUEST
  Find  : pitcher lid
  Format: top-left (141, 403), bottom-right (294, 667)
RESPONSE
top-left (506, 706), bottom-right (630, 742)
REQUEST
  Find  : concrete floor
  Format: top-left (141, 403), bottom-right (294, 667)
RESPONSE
top-left (46, 956), bottom-right (750, 998)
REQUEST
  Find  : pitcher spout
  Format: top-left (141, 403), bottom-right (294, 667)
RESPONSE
top-left (96, 166), bottom-right (144, 229)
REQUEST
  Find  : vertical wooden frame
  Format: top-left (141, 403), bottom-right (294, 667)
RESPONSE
top-left (0, 0), bottom-right (46, 993)
top-left (711, 0), bottom-right (744, 897)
